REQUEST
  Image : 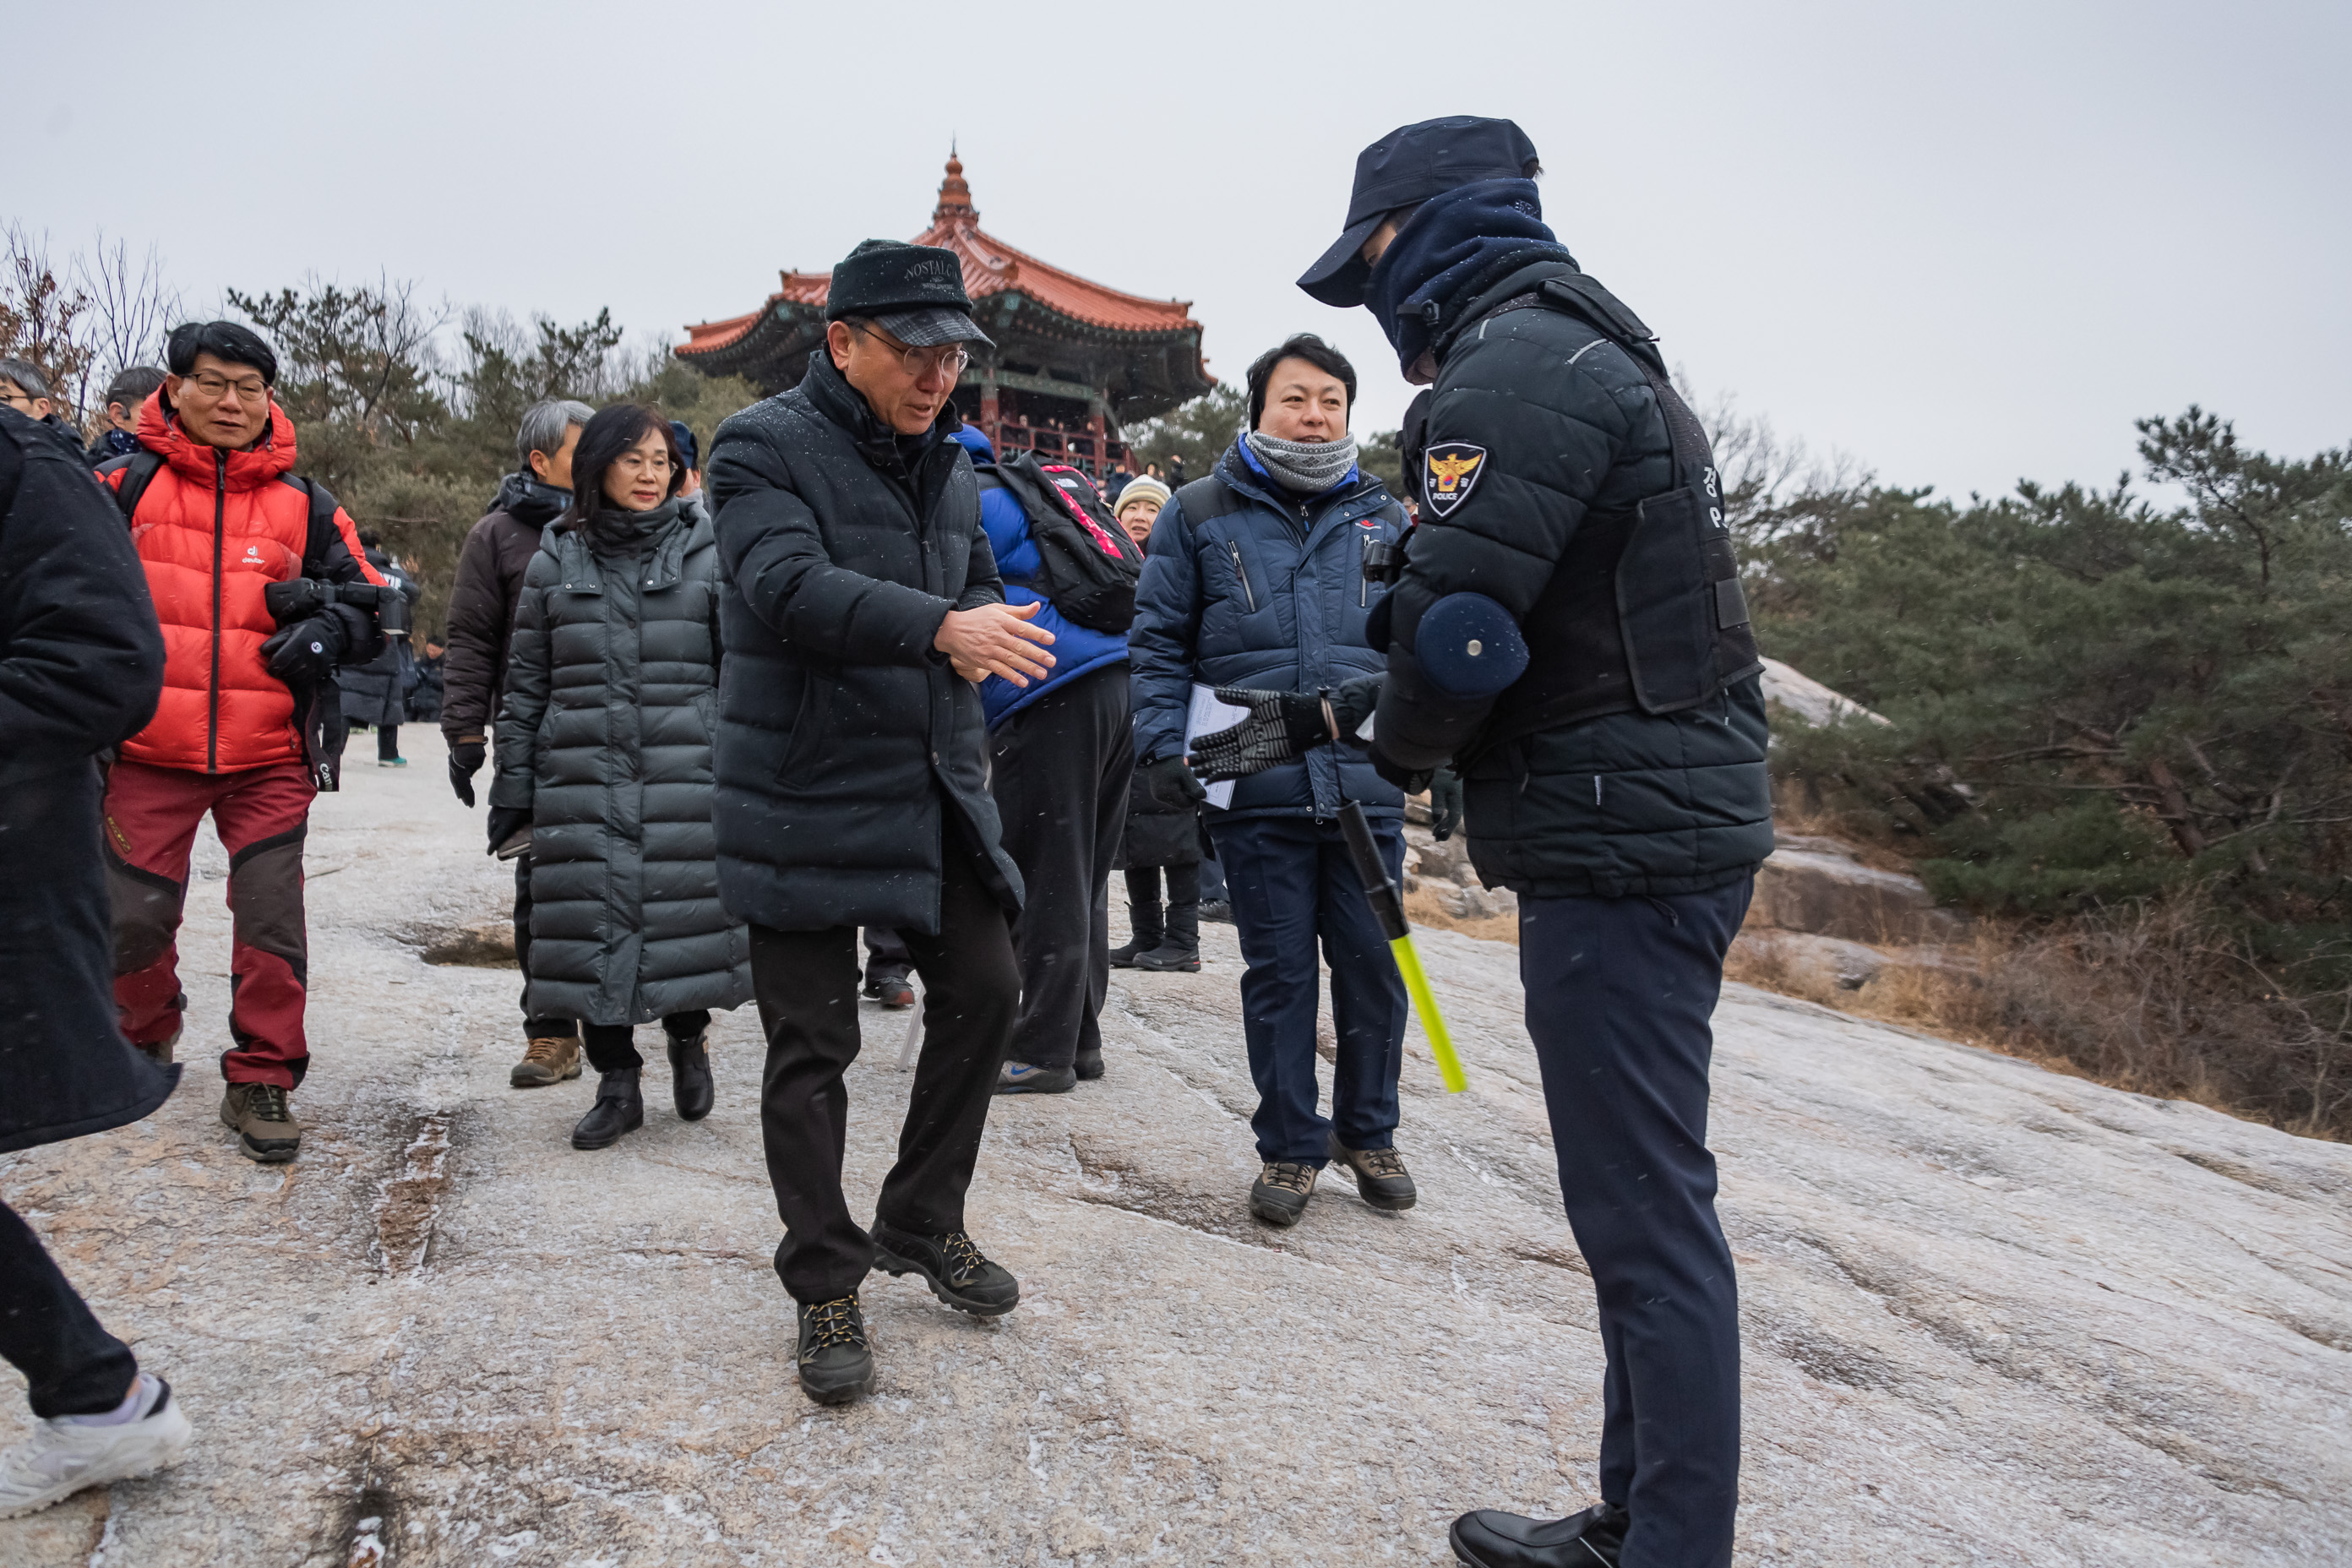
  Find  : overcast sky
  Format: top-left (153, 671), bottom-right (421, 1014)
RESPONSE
top-left (13, 0), bottom-right (2344, 499)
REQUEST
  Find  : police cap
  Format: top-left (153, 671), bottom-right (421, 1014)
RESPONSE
top-left (1298, 117), bottom-right (1541, 308)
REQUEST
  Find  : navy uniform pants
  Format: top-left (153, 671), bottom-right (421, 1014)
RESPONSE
top-left (1210, 813), bottom-right (1407, 1163)
top-left (1520, 874), bottom-right (1751, 1568)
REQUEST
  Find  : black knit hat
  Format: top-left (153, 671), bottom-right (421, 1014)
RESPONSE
top-left (824, 239), bottom-right (993, 347)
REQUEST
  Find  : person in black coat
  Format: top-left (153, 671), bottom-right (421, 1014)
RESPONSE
top-left (1293, 116), bottom-right (1772, 1568)
top-left (707, 239), bottom-right (1054, 1407)
top-left (0, 406), bottom-right (196, 1515)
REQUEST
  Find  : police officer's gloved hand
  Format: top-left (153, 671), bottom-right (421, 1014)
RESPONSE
top-left (449, 738), bottom-right (487, 808)
top-left (1191, 679), bottom-right (1384, 783)
top-left (1428, 766), bottom-right (1464, 841)
top-left (1369, 747), bottom-right (1435, 797)
top-left (1141, 754), bottom-right (1207, 809)
top-left (260, 617), bottom-right (346, 686)
top-left (485, 805), bottom-right (530, 857)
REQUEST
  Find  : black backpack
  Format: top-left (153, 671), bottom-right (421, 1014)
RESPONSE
top-left (982, 452), bottom-right (1146, 633)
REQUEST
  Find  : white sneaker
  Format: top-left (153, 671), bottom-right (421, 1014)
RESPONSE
top-left (0, 1375), bottom-right (193, 1518)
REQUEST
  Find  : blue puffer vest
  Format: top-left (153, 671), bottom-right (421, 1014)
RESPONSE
top-left (947, 426), bottom-right (1131, 728)
top-left (1129, 437), bottom-right (1409, 819)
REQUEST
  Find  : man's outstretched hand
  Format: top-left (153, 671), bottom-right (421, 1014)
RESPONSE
top-left (936, 601), bottom-right (1056, 686)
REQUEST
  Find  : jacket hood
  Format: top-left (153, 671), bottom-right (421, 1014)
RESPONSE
top-left (949, 423), bottom-right (996, 463)
top-left (491, 471), bottom-right (573, 526)
top-left (137, 388), bottom-right (297, 491)
top-left (799, 350), bottom-right (958, 479)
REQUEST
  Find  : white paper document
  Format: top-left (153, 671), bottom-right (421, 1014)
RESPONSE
top-left (1184, 683), bottom-right (1250, 809)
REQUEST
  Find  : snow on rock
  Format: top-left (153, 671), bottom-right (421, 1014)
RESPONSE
top-left (3, 732), bottom-right (2347, 1566)
top-left (1759, 656), bottom-right (1891, 728)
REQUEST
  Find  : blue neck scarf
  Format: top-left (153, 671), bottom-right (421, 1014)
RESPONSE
top-left (1362, 178), bottom-right (1576, 374)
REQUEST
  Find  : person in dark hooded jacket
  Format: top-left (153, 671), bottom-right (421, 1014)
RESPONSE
top-left (489, 404), bottom-right (750, 1152)
top-left (706, 238), bottom-right (1048, 1407)
top-left (1290, 116), bottom-right (1772, 1568)
top-left (337, 537), bottom-right (419, 764)
top-left (442, 398), bottom-right (596, 1088)
top-left (0, 405), bottom-right (195, 1516)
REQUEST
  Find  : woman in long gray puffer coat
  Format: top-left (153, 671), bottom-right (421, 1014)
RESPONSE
top-left (489, 404), bottom-right (749, 1152)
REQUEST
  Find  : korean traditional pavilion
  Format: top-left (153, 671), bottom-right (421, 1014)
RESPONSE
top-left (679, 154), bottom-right (1212, 477)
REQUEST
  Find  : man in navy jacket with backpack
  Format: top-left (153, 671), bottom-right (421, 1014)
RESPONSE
top-left (957, 425), bottom-right (1138, 1094)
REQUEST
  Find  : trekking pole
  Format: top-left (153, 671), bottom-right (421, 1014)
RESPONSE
top-left (1321, 693), bottom-right (1467, 1094)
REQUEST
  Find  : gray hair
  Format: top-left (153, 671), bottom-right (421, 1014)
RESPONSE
top-left (0, 358), bottom-right (52, 400)
top-left (514, 398), bottom-right (596, 470)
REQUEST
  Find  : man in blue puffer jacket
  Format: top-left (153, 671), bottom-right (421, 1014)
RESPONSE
top-left (954, 426), bottom-right (1137, 1094)
top-left (1128, 335), bottom-right (1419, 1228)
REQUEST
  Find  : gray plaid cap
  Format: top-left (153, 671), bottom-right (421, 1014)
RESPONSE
top-left (871, 307), bottom-right (994, 349)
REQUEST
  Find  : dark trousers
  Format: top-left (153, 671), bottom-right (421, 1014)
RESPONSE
top-left (751, 845), bottom-right (1020, 1304)
top-left (988, 666), bottom-right (1134, 1070)
top-left (514, 855), bottom-right (575, 1041)
top-left (0, 1200), bottom-right (135, 1418)
top-left (863, 928), bottom-right (910, 985)
top-left (1209, 814), bottom-right (1407, 1162)
top-left (1124, 863), bottom-right (1201, 918)
top-left (581, 1010), bottom-right (712, 1074)
top-left (376, 723), bottom-right (400, 762)
top-left (1520, 877), bottom-right (1751, 1568)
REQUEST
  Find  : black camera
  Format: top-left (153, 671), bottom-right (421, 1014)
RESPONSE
top-left (264, 578), bottom-right (409, 640)
top-left (1362, 524), bottom-right (1416, 586)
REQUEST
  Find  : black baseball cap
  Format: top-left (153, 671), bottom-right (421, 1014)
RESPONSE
top-left (825, 239), bottom-right (994, 348)
top-left (1298, 116), bottom-right (1542, 308)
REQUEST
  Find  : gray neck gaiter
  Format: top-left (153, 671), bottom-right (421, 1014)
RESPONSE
top-left (1245, 428), bottom-right (1358, 496)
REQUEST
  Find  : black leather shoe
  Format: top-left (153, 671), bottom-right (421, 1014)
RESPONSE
top-left (795, 1294), bottom-right (874, 1405)
top-left (871, 1223), bottom-right (1021, 1316)
top-left (667, 1029), bottom-right (714, 1122)
top-left (1450, 1501), bottom-right (1628, 1567)
top-left (570, 1069), bottom-right (645, 1150)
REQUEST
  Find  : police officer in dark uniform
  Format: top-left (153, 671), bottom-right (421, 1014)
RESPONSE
top-left (1280, 117), bottom-right (1772, 1568)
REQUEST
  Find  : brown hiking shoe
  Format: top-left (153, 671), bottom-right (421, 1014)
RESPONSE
top-left (133, 1026), bottom-right (181, 1068)
top-left (1250, 1161), bottom-right (1317, 1227)
top-left (509, 1035), bottom-right (582, 1088)
top-left (1327, 1133), bottom-right (1418, 1211)
top-left (220, 1083), bottom-right (301, 1163)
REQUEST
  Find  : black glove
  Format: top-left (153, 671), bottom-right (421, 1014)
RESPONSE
top-left (1189, 678), bottom-right (1383, 784)
top-left (1141, 754), bottom-right (1207, 810)
top-left (260, 617), bottom-right (345, 686)
top-left (1428, 765), bottom-right (1463, 841)
top-left (264, 577), bottom-right (330, 625)
top-left (449, 739), bottom-right (486, 808)
top-left (486, 805), bottom-right (529, 856)
top-left (1370, 747), bottom-right (1435, 796)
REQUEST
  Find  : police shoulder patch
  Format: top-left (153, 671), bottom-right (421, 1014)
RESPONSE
top-left (1422, 441), bottom-right (1488, 519)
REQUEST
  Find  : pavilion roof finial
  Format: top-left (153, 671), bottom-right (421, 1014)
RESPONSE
top-left (934, 148), bottom-right (976, 226)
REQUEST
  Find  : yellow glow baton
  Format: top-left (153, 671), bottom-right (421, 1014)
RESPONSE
top-left (1339, 799), bottom-right (1467, 1093)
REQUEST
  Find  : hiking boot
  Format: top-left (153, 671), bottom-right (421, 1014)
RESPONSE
top-left (1132, 944), bottom-right (1201, 972)
top-left (1250, 1160), bottom-right (1317, 1227)
top-left (509, 1033), bottom-right (582, 1088)
top-left (871, 1223), bottom-right (1021, 1317)
top-left (863, 972), bottom-right (916, 1009)
top-left (570, 1068), bottom-right (644, 1151)
top-left (666, 1028), bottom-right (714, 1122)
top-left (133, 1026), bottom-right (181, 1068)
top-left (1074, 1047), bottom-right (1105, 1081)
top-left (1449, 1501), bottom-right (1628, 1567)
top-left (994, 1060), bottom-right (1076, 1094)
top-left (1199, 898), bottom-right (1235, 925)
top-left (0, 1375), bottom-right (193, 1520)
top-left (1108, 902), bottom-right (1164, 967)
top-left (795, 1295), bottom-right (874, 1405)
top-left (220, 1082), bottom-right (301, 1163)
top-left (1329, 1132), bottom-right (1418, 1211)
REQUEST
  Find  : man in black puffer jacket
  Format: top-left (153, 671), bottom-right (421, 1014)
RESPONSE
top-left (708, 239), bottom-right (1051, 1407)
top-left (1296, 117), bottom-right (1772, 1568)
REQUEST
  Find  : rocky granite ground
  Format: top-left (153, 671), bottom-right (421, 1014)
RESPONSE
top-left (3, 732), bottom-right (2347, 1566)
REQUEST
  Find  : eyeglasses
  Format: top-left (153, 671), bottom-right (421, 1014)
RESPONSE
top-left (186, 372), bottom-right (270, 400)
top-left (852, 324), bottom-right (972, 380)
top-left (0, 386), bottom-right (38, 409)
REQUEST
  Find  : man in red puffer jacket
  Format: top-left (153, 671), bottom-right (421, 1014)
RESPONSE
top-left (96, 321), bottom-right (385, 1164)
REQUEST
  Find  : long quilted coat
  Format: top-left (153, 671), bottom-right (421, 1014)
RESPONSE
top-left (489, 500), bottom-right (749, 1026)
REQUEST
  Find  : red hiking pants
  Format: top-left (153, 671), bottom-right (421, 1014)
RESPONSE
top-left (102, 760), bottom-right (317, 1089)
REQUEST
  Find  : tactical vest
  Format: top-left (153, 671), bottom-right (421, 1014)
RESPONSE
top-left (1424, 274), bottom-right (1761, 759)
